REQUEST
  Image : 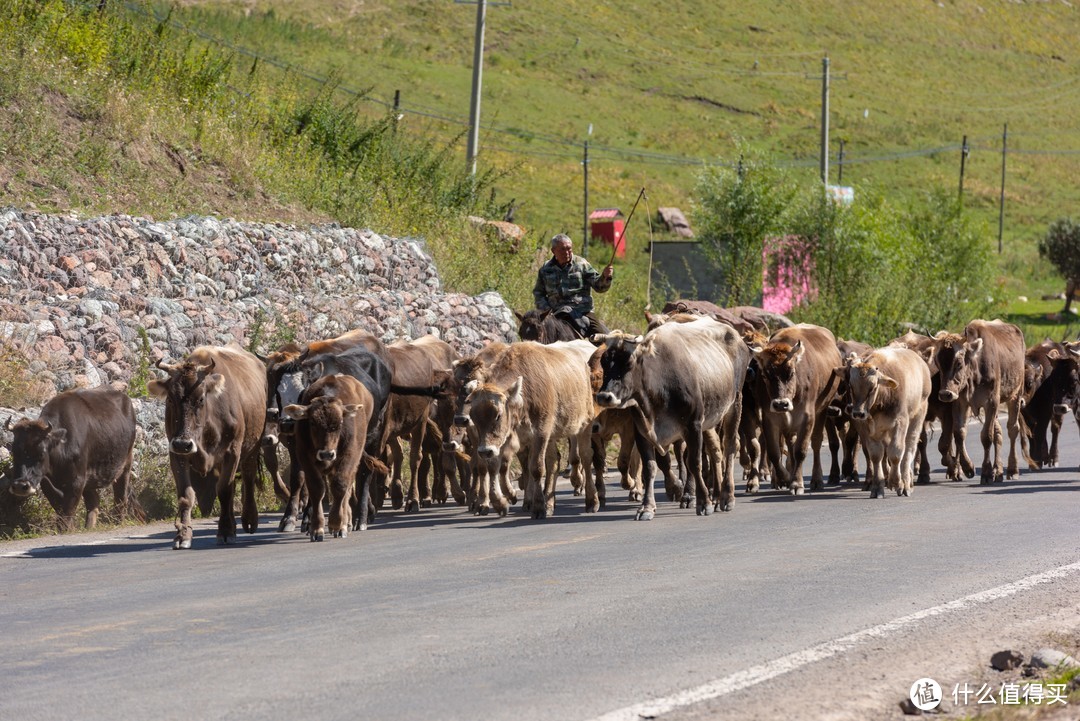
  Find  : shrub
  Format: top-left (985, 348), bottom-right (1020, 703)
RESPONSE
top-left (1038, 218), bottom-right (1080, 311)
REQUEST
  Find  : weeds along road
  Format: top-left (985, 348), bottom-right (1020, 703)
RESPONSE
top-left (2, 418), bottom-right (1079, 721)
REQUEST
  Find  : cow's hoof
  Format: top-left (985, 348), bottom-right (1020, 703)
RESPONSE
top-left (278, 518), bottom-right (295, 533)
top-left (310, 533), bottom-right (324, 542)
top-left (635, 509), bottom-right (655, 521)
top-left (628, 491), bottom-right (642, 502)
top-left (172, 537), bottom-right (191, 550)
top-left (498, 507), bottom-right (508, 518)
top-left (915, 476), bottom-right (930, 486)
top-left (404, 500), bottom-right (419, 513)
top-left (421, 499), bottom-right (433, 508)
top-left (217, 535), bottom-right (230, 545)
top-left (679, 497), bottom-right (693, 510)
top-left (828, 475), bottom-right (840, 487)
top-left (358, 522), bottom-right (368, 532)
top-left (871, 489), bottom-right (883, 499)
top-left (531, 508), bottom-right (549, 520)
top-left (790, 487), bottom-right (803, 496)
top-left (572, 487), bottom-right (584, 497)
top-left (586, 501), bottom-right (600, 513)
top-left (719, 501), bottom-right (734, 512)
top-left (478, 506), bottom-right (490, 516)
top-left (508, 494), bottom-right (519, 506)
top-left (391, 489), bottom-right (404, 510)
top-left (745, 482), bottom-right (759, 495)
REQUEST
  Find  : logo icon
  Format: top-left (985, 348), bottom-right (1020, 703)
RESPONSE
top-left (910, 678), bottom-right (942, 711)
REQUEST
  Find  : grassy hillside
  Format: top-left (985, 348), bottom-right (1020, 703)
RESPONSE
top-left (2, 0), bottom-right (1079, 333)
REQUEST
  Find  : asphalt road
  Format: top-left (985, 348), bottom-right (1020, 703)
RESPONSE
top-left (3, 418), bottom-right (1079, 721)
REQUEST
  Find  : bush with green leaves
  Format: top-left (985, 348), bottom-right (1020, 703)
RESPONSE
top-left (692, 159), bottom-right (998, 344)
top-left (1038, 218), bottom-right (1080, 311)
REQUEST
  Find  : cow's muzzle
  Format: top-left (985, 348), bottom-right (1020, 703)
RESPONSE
top-left (1053, 403), bottom-right (1071, 416)
top-left (171, 438), bottom-right (197, 455)
top-left (595, 392), bottom-right (619, 408)
top-left (442, 441), bottom-right (460, 452)
top-left (771, 398), bottom-right (794, 412)
top-left (938, 390), bottom-right (958, 403)
top-left (9, 478), bottom-right (37, 497)
top-left (477, 445), bottom-right (498, 460)
top-left (261, 434), bottom-right (279, 448)
top-left (825, 404), bottom-right (842, 418)
top-left (850, 408), bottom-right (868, 421)
top-left (317, 450), bottom-right (337, 463)
top-left (453, 415), bottom-right (471, 428)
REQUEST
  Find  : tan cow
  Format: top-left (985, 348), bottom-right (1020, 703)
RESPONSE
top-left (844, 346), bottom-right (932, 498)
top-left (148, 344), bottom-right (266, 549)
top-left (466, 342), bottom-right (597, 518)
top-left (933, 319), bottom-right (1025, 484)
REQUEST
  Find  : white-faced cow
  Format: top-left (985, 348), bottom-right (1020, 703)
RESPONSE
top-left (843, 346), bottom-right (932, 498)
top-left (5, 388), bottom-right (142, 531)
top-left (932, 319), bottom-right (1025, 484)
top-left (283, 374), bottom-right (385, 541)
top-left (593, 316), bottom-right (749, 518)
top-left (466, 341), bottom-right (597, 518)
top-left (749, 323), bottom-right (841, 495)
top-left (148, 344), bottom-right (266, 549)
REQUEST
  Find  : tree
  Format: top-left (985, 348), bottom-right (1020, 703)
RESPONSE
top-left (693, 155), bottom-right (794, 307)
top-left (1037, 218), bottom-right (1080, 313)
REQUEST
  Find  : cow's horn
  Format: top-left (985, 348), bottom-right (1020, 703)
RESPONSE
top-left (155, 358), bottom-right (180, 373)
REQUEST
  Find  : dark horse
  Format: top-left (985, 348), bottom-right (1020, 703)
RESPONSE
top-left (514, 309), bottom-right (583, 343)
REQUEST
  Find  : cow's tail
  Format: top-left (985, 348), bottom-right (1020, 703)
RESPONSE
top-left (124, 480), bottom-right (148, 523)
top-left (362, 453), bottom-right (390, 475)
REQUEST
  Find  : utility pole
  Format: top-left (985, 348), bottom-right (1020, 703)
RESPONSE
top-left (465, 0), bottom-right (487, 176)
top-left (998, 123), bottom-right (1007, 254)
top-left (820, 55), bottom-right (830, 185)
top-left (958, 134), bottom-right (969, 204)
top-left (582, 124), bottom-right (592, 258)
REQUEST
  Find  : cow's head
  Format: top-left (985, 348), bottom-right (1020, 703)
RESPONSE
top-left (283, 396), bottom-right (361, 466)
top-left (7, 418), bottom-right (67, 497)
top-left (845, 360), bottom-right (898, 421)
top-left (516, 309), bottom-right (551, 343)
top-left (451, 356), bottom-right (487, 427)
top-left (753, 340), bottom-right (805, 413)
top-left (466, 378), bottom-right (524, 460)
top-left (591, 332), bottom-right (643, 409)
top-left (1048, 344), bottom-right (1080, 416)
top-left (933, 333), bottom-right (976, 403)
top-left (261, 346), bottom-right (305, 449)
top-left (148, 358), bottom-right (225, 456)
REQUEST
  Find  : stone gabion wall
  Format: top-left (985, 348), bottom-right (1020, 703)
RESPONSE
top-left (0, 209), bottom-right (519, 459)
top-left (0, 209), bottom-right (517, 390)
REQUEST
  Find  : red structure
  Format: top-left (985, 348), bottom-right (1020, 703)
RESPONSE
top-left (589, 208), bottom-right (626, 258)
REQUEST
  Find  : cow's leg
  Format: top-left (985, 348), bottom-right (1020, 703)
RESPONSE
top-left (865, 437), bottom-right (886, 498)
top-left (329, 469), bottom-right (352, 539)
top-left (1048, 412), bottom-right (1063, 467)
top-left (619, 435), bottom-right (642, 502)
top-left (656, 448), bottom-right (679, 502)
top-left (580, 427), bottom-right (601, 512)
top-left (742, 425), bottom-right (762, 494)
top-left (915, 424), bottom-right (931, 484)
top-left (171, 457), bottom-right (196, 549)
top-left (763, 422), bottom-right (788, 491)
top-left (278, 446), bottom-right (303, 532)
top-left (263, 443), bottom-right (290, 508)
top-left (485, 454), bottom-right (510, 517)
top-left (240, 450), bottom-right (260, 534)
top-left (977, 400), bottom-right (999, 484)
top-left (387, 437), bottom-right (405, 510)
top-left (529, 437), bottom-right (553, 520)
top-left (215, 452), bottom-right (242, 544)
top-left (717, 402), bottom-right (741, 512)
top-left (632, 430), bottom-right (658, 520)
top-left (826, 417), bottom-right (842, 486)
top-left (405, 425), bottom-right (428, 513)
top-left (307, 469), bottom-right (327, 542)
top-left (1004, 399), bottom-right (1020, 481)
top-left (499, 448), bottom-right (518, 506)
top-left (354, 464), bottom-right (374, 532)
top-left (567, 437), bottom-right (585, 496)
top-left (82, 485), bottom-right (101, 530)
top-left (809, 414), bottom-right (828, 492)
top-left (682, 419), bottom-right (710, 515)
top-left (111, 445), bottom-right (137, 523)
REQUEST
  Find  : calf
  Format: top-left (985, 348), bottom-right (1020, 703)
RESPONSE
top-left (148, 344), bottom-right (266, 549)
top-left (593, 316), bottom-right (748, 518)
top-left (844, 347), bottom-right (932, 498)
top-left (5, 388), bottom-right (141, 531)
top-left (283, 374), bottom-right (384, 541)
top-left (934, 320), bottom-right (1025, 484)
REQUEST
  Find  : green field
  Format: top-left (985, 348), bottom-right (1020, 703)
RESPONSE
top-left (2, 0), bottom-right (1080, 334)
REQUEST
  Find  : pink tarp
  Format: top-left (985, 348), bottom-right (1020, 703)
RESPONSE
top-left (762, 235), bottom-right (816, 314)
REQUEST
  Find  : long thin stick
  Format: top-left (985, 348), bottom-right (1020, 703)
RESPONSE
top-left (644, 191), bottom-right (655, 311)
top-left (608, 187), bottom-right (646, 267)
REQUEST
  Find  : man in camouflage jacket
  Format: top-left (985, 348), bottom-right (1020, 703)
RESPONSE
top-left (533, 233), bottom-right (613, 338)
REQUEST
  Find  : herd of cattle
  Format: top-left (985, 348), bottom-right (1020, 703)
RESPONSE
top-left (4, 299), bottom-right (1079, 549)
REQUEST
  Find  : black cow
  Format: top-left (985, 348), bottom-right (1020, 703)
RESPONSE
top-left (6, 387), bottom-right (142, 531)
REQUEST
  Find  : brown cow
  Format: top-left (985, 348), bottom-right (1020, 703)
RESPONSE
top-left (466, 341), bottom-right (597, 518)
top-left (593, 316), bottom-right (748, 518)
top-left (844, 346), bottom-right (932, 498)
top-left (888, 330), bottom-right (958, 483)
top-left (149, 344), bottom-right (266, 549)
top-left (933, 319), bottom-right (1025, 484)
top-left (283, 374), bottom-right (384, 541)
top-left (385, 335), bottom-right (457, 512)
top-left (260, 343), bottom-right (308, 532)
top-left (5, 388), bottom-right (141, 531)
top-left (749, 323), bottom-right (841, 495)
top-left (830, 338), bottom-right (874, 486)
top-left (1019, 338), bottom-right (1067, 469)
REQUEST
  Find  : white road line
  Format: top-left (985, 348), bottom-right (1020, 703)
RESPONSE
top-left (588, 559), bottom-right (1080, 721)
